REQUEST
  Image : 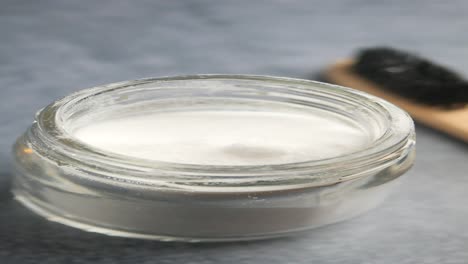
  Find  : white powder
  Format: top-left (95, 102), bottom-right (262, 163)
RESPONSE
top-left (73, 110), bottom-right (371, 165)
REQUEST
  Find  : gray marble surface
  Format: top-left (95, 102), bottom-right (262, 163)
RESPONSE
top-left (1, 1), bottom-right (468, 263)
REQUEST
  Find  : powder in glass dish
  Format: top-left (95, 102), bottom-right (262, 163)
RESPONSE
top-left (73, 110), bottom-right (371, 166)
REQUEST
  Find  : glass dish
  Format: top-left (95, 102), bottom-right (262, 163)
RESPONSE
top-left (12, 75), bottom-right (415, 242)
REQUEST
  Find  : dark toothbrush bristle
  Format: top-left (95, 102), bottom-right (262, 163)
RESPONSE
top-left (353, 47), bottom-right (468, 106)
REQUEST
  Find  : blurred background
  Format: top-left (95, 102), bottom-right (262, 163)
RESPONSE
top-left (1, 1), bottom-right (468, 263)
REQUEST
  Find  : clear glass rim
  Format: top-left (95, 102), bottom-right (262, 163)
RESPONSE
top-left (29, 75), bottom-right (415, 188)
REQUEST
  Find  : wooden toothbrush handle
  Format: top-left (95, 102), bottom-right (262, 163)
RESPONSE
top-left (326, 60), bottom-right (468, 143)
